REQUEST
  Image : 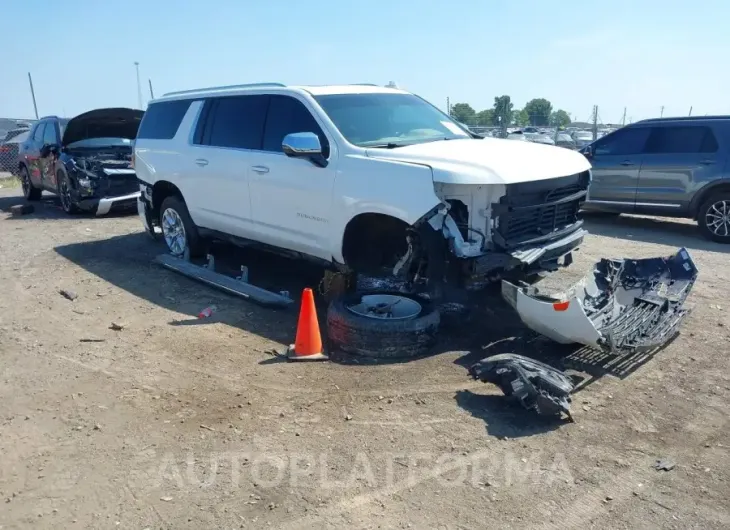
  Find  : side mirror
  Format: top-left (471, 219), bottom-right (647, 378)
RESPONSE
top-left (40, 144), bottom-right (58, 158)
top-left (582, 145), bottom-right (593, 158)
top-left (282, 132), bottom-right (327, 167)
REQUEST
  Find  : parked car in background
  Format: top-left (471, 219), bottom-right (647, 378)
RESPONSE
top-left (571, 130), bottom-right (594, 149)
top-left (555, 133), bottom-right (577, 149)
top-left (135, 82), bottom-right (591, 298)
top-left (581, 116), bottom-right (730, 242)
top-left (0, 130), bottom-right (29, 173)
top-left (18, 109), bottom-right (143, 214)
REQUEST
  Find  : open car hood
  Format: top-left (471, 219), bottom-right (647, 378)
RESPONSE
top-left (365, 137), bottom-right (592, 185)
top-left (62, 108), bottom-right (144, 147)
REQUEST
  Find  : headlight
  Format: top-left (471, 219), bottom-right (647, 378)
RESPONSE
top-left (77, 177), bottom-right (92, 188)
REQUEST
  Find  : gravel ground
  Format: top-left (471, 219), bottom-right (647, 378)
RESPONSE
top-left (0, 186), bottom-right (728, 529)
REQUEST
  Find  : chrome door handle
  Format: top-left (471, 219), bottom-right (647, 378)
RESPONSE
top-left (251, 165), bottom-right (270, 174)
top-left (620, 160), bottom-right (634, 166)
top-left (195, 158), bottom-right (209, 167)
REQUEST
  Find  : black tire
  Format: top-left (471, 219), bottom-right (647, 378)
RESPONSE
top-left (159, 195), bottom-right (205, 257)
top-left (698, 192), bottom-right (730, 243)
top-left (327, 291), bottom-right (440, 359)
top-left (19, 165), bottom-right (41, 201)
top-left (58, 171), bottom-right (80, 214)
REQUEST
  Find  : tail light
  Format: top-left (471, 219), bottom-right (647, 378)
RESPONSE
top-left (0, 145), bottom-right (10, 152)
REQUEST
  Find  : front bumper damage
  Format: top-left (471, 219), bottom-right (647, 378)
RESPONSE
top-left (501, 248), bottom-right (698, 354)
top-left (469, 354), bottom-right (575, 420)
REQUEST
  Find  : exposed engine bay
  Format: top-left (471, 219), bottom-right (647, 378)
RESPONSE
top-left (64, 146), bottom-right (138, 200)
top-left (394, 171), bottom-right (590, 294)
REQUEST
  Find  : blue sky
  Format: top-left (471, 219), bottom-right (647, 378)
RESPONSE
top-left (3, 0), bottom-right (728, 123)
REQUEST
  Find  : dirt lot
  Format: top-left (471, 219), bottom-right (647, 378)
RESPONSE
top-left (0, 186), bottom-right (728, 530)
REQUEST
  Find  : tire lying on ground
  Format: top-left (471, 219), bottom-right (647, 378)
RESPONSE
top-left (326, 291), bottom-right (440, 359)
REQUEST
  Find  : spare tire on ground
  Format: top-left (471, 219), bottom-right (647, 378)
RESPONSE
top-left (326, 291), bottom-right (440, 359)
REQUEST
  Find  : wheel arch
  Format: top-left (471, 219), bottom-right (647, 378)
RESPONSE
top-left (151, 180), bottom-right (184, 218)
top-left (339, 211), bottom-right (412, 270)
top-left (690, 179), bottom-right (730, 219)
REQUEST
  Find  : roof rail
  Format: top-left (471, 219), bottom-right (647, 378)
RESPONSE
top-left (638, 115), bottom-right (730, 123)
top-left (38, 115), bottom-right (60, 120)
top-left (350, 83), bottom-right (379, 86)
top-left (163, 82), bottom-right (286, 97)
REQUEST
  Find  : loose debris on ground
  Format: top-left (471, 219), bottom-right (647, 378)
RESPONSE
top-left (0, 189), bottom-right (728, 529)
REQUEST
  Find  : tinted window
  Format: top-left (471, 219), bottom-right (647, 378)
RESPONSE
top-left (136, 100), bottom-right (192, 140)
top-left (204, 95), bottom-right (268, 149)
top-left (32, 123), bottom-right (46, 142)
top-left (645, 126), bottom-right (718, 154)
top-left (593, 127), bottom-right (650, 156)
top-left (263, 96), bottom-right (328, 155)
top-left (43, 122), bottom-right (58, 145)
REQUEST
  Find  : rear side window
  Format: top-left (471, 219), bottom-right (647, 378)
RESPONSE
top-left (137, 100), bottom-right (192, 140)
top-left (32, 123), bottom-right (46, 142)
top-left (263, 95), bottom-right (329, 156)
top-left (593, 127), bottom-right (650, 156)
top-left (645, 126), bottom-right (718, 154)
top-left (200, 95), bottom-right (269, 149)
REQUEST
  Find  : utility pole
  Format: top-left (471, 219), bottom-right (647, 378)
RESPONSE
top-left (660, 105), bottom-right (664, 118)
top-left (134, 62), bottom-right (143, 109)
top-left (27, 72), bottom-right (39, 119)
top-left (591, 105), bottom-right (598, 141)
top-left (446, 97), bottom-right (450, 115)
top-left (148, 79), bottom-right (155, 100)
top-left (621, 107), bottom-right (626, 127)
top-left (688, 106), bottom-right (693, 116)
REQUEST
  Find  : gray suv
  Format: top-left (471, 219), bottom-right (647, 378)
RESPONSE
top-left (581, 116), bottom-right (730, 242)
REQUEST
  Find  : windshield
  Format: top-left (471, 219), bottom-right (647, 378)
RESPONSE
top-left (574, 131), bottom-right (593, 140)
top-left (314, 93), bottom-right (470, 147)
top-left (65, 137), bottom-right (133, 149)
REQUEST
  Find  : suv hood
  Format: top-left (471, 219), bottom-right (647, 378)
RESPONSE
top-left (62, 108), bottom-right (144, 147)
top-left (365, 137), bottom-right (591, 185)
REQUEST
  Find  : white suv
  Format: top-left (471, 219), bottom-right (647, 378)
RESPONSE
top-left (134, 83), bottom-right (591, 295)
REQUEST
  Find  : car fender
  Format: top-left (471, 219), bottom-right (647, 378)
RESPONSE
top-left (689, 177), bottom-right (730, 217)
top-left (329, 155), bottom-right (441, 263)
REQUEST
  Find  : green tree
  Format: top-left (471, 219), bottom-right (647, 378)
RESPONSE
top-left (513, 108), bottom-right (530, 127)
top-left (492, 95), bottom-right (513, 126)
top-left (449, 103), bottom-right (476, 125)
top-left (524, 98), bottom-right (553, 126)
top-left (475, 109), bottom-right (494, 126)
top-left (550, 109), bottom-right (571, 128)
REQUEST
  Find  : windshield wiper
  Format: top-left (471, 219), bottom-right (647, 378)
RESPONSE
top-left (368, 142), bottom-right (406, 149)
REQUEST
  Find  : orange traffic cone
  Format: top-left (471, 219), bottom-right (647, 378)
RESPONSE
top-left (286, 288), bottom-right (328, 361)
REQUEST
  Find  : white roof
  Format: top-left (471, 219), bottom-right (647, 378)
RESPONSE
top-left (157, 83), bottom-right (407, 102)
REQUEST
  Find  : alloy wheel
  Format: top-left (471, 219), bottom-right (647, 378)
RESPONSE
top-left (704, 200), bottom-right (730, 238)
top-left (20, 167), bottom-right (30, 197)
top-left (59, 178), bottom-right (73, 212)
top-left (161, 208), bottom-right (188, 255)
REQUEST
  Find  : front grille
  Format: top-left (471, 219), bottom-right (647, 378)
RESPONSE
top-left (494, 172), bottom-right (589, 248)
top-left (104, 174), bottom-right (138, 197)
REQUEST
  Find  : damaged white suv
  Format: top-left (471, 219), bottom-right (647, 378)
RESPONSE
top-left (134, 83), bottom-right (591, 297)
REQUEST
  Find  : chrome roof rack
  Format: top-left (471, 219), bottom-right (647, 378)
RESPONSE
top-left (163, 82), bottom-right (286, 97)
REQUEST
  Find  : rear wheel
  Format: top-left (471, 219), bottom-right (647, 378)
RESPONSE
top-left (20, 165), bottom-right (41, 201)
top-left (159, 195), bottom-right (204, 257)
top-left (698, 193), bottom-right (730, 243)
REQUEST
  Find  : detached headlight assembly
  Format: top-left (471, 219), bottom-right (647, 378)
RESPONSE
top-left (77, 177), bottom-right (92, 188)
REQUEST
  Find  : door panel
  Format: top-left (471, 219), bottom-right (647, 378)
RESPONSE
top-left (248, 95), bottom-right (336, 260)
top-left (636, 125), bottom-right (721, 213)
top-left (585, 126), bottom-right (651, 209)
top-left (25, 122), bottom-right (46, 186)
top-left (40, 121), bottom-right (60, 190)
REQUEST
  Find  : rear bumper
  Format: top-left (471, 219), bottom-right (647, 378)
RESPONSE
top-left (501, 247), bottom-right (698, 353)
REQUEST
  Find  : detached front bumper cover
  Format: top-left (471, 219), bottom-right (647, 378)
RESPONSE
top-left (501, 248), bottom-right (698, 354)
